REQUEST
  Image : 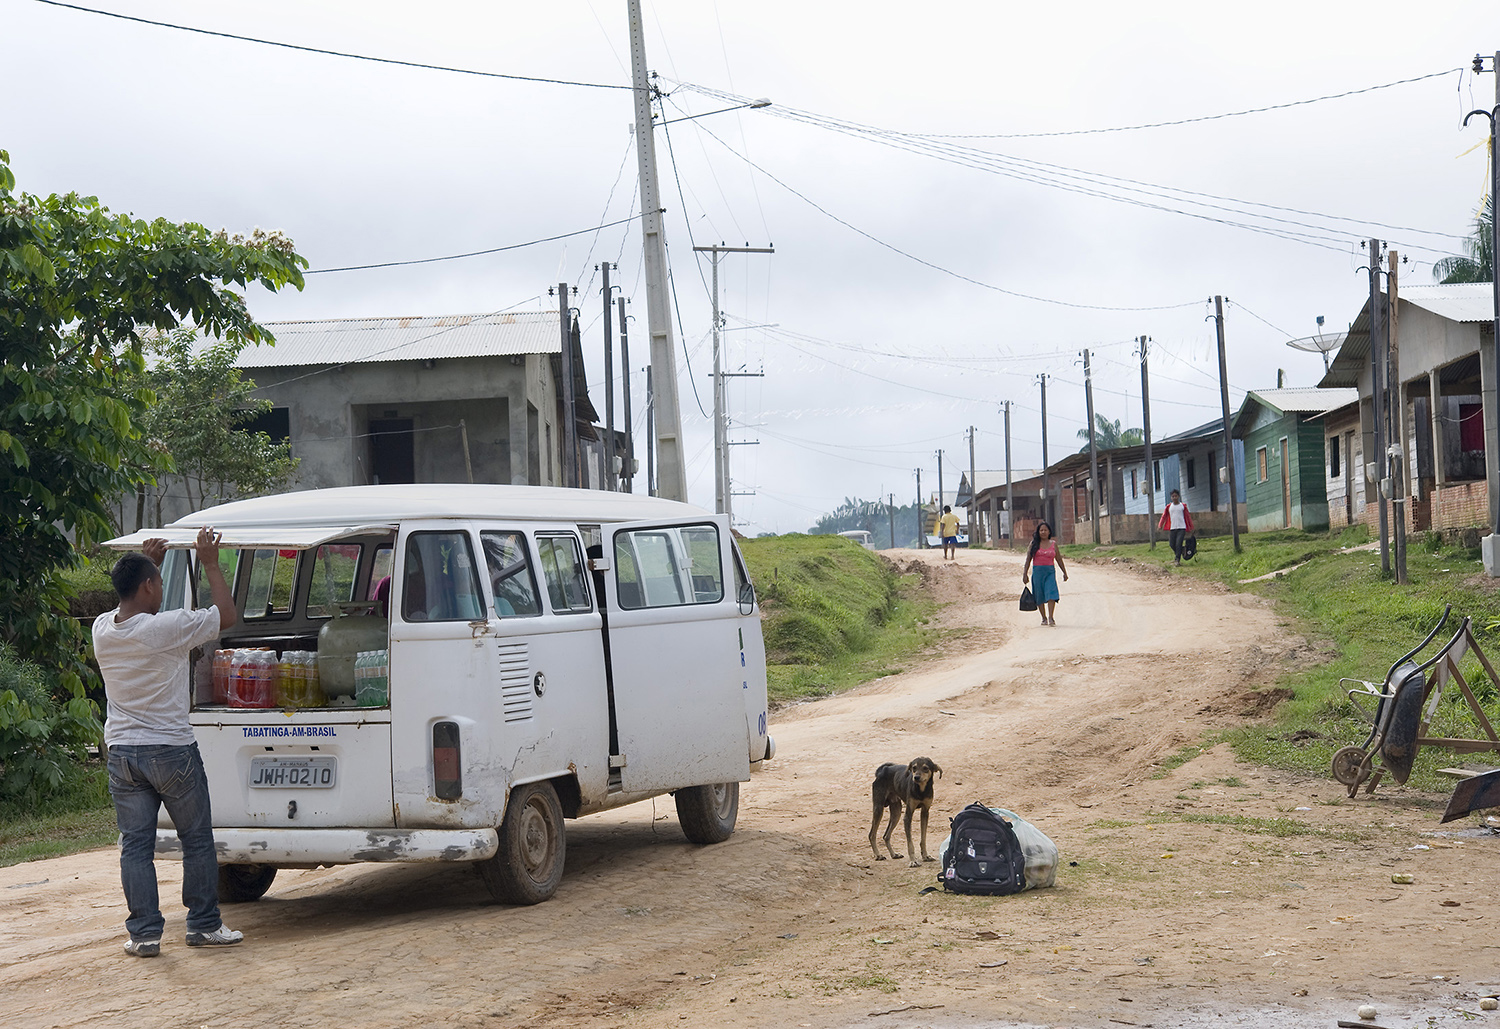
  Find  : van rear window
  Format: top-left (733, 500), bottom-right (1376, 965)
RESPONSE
top-left (306, 543), bottom-right (362, 618)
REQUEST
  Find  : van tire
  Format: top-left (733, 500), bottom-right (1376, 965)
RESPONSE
top-left (217, 863), bottom-right (278, 903)
top-left (479, 781), bottom-right (566, 905)
top-left (675, 781), bottom-right (739, 844)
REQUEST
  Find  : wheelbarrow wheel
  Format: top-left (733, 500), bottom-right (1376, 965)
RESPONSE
top-left (1332, 746), bottom-right (1369, 787)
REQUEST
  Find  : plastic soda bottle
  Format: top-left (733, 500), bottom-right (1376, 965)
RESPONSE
top-left (227, 650), bottom-right (249, 707)
top-left (213, 650), bottom-right (231, 705)
top-left (376, 648), bottom-right (389, 706)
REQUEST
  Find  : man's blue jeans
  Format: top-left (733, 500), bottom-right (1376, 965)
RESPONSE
top-left (107, 744), bottom-right (222, 940)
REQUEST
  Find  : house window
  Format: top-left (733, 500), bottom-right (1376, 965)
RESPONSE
top-left (1130, 468), bottom-right (1138, 499)
top-left (1329, 436), bottom-right (1340, 478)
top-left (237, 407), bottom-right (290, 443)
top-left (1257, 446), bottom-right (1269, 483)
top-left (1186, 458), bottom-right (1196, 489)
top-left (1152, 460), bottom-right (1161, 492)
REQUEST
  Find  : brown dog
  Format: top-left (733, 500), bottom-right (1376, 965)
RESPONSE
top-left (868, 757), bottom-right (942, 867)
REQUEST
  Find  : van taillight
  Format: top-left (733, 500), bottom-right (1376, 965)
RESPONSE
top-left (432, 721), bottom-right (462, 800)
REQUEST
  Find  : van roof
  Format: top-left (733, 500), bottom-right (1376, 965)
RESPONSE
top-left (144, 484), bottom-right (706, 530)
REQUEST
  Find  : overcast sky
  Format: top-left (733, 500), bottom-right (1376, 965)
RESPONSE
top-left (7, 1), bottom-right (1497, 533)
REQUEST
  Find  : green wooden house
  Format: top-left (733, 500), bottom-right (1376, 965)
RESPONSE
top-left (1232, 387), bottom-right (1358, 532)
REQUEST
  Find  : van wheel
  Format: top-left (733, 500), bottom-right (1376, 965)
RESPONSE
top-left (217, 864), bottom-right (277, 903)
top-left (479, 781), bottom-right (566, 905)
top-left (675, 781), bottom-right (739, 844)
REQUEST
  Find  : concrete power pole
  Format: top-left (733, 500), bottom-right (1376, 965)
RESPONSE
top-left (1083, 349), bottom-right (1100, 545)
top-left (557, 282), bottom-right (576, 488)
top-left (1462, 51), bottom-right (1500, 573)
top-left (935, 449), bottom-right (945, 537)
top-left (887, 493), bottom-right (895, 551)
top-left (1368, 242), bottom-right (1391, 575)
top-left (915, 469), bottom-right (923, 549)
top-left (645, 365), bottom-right (655, 496)
top-left (694, 243), bottom-right (774, 517)
top-left (1140, 336), bottom-right (1157, 549)
top-left (618, 296), bottom-right (633, 493)
top-left (967, 425), bottom-right (977, 544)
top-left (1211, 296), bottom-right (1242, 554)
top-left (1003, 401), bottom-right (1014, 549)
top-left (600, 263), bottom-right (617, 491)
top-left (1390, 250), bottom-right (1408, 584)
top-left (627, 0), bottom-right (686, 501)
top-left (1038, 374), bottom-right (1051, 526)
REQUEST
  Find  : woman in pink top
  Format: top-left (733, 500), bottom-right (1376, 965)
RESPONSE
top-left (1021, 521), bottom-right (1069, 627)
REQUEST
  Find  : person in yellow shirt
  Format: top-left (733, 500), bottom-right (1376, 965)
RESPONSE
top-left (937, 505), bottom-right (961, 560)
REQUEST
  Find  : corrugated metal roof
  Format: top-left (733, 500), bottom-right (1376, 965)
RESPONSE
top-left (1399, 283), bottom-right (1495, 324)
top-left (237, 310), bottom-right (562, 368)
top-left (1245, 387), bottom-right (1360, 414)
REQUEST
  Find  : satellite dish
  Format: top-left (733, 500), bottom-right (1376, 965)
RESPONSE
top-left (1285, 331), bottom-right (1346, 373)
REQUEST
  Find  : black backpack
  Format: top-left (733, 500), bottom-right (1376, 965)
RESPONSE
top-left (940, 803), bottom-right (1027, 896)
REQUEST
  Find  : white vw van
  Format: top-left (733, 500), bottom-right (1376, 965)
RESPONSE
top-left (105, 484), bottom-right (773, 905)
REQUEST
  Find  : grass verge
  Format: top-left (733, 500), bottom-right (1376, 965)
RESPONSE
top-left (0, 764), bottom-right (114, 868)
top-left (740, 534), bottom-right (940, 706)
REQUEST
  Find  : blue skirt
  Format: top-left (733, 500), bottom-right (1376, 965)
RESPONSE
top-left (1031, 565), bottom-right (1060, 604)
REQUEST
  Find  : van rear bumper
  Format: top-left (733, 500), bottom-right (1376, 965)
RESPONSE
top-left (154, 827), bottom-right (500, 865)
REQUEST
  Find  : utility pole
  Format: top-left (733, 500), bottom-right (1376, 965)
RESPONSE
top-left (967, 425), bottom-right (977, 545)
top-left (936, 449), bottom-right (945, 538)
top-left (556, 282), bottom-right (577, 489)
top-left (887, 493), bottom-right (895, 551)
top-left (618, 296), bottom-right (633, 493)
top-left (1211, 296), bottom-right (1242, 553)
top-left (600, 263), bottom-right (618, 491)
top-left (1038, 374), bottom-right (1051, 526)
top-left (1368, 242), bottom-right (1390, 574)
top-left (915, 469), bottom-right (923, 548)
top-left (1140, 335), bottom-right (1157, 549)
top-left (1083, 348), bottom-right (1100, 545)
top-left (693, 243), bottom-right (774, 516)
top-left (1463, 51), bottom-right (1500, 573)
top-left (645, 365), bottom-right (656, 496)
top-left (1390, 250), bottom-right (1408, 584)
top-left (627, 0), bottom-right (686, 501)
top-left (1003, 401), bottom-right (1014, 549)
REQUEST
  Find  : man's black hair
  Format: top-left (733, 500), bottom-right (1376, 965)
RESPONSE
top-left (943, 505), bottom-right (951, 513)
top-left (111, 552), bottom-right (160, 600)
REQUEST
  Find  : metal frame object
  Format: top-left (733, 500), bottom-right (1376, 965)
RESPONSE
top-left (1331, 606), bottom-right (1500, 798)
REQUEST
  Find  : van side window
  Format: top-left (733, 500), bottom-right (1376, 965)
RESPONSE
top-left (307, 543), bottom-right (363, 619)
top-left (481, 532), bottom-right (542, 617)
top-left (535, 534), bottom-right (592, 614)
top-left (242, 549), bottom-right (295, 619)
top-left (402, 532), bottom-right (485, 622)
top-left (614, 524), bottom-right (722, 609)
top-left (194, 549), bottom-right (239, 611)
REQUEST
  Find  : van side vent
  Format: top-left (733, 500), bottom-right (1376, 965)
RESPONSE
top-left (497, 641), bottom-right (533, 721)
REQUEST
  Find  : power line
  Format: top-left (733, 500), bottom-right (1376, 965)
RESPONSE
top-left (32, 0), bottom-right (634, 90)
top-left (689, 121), bottom-right (1202, 313)
top-left (306, 213), bottom-right (651, 274)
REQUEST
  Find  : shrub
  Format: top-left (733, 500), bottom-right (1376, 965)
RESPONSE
top-left (0, 643), bottom-right (104, 806)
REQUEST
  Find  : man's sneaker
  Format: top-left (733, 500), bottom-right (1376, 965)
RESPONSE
top-left (124, 937), bottom-right (161, 958)
top-left (185, 925), bottom-right (244, 947)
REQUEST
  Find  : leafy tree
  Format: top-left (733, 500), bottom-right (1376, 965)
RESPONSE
top-left (131, 328), bottom-right (299, 525)
top-left (0, 148), bottom-right (305, 706)
top-left (809, 496), bottom-right (921, 548)
top-left (1077, 414), bottom-right (1143, 452)
top-left (0, 643), bottom-right (102, 805)
top-left (1432, 195), bottom-right (1494, 284)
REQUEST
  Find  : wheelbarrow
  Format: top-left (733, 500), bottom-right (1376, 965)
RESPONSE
top-left (1331, 605), bottom-right (1500, 798)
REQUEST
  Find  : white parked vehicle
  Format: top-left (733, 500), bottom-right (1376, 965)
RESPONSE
top-left (106, 484), bottom-right (774, 905)
top-left (836, 529), bottom-right (875, 550)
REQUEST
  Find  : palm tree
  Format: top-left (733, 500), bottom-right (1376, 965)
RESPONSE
top-left (1432, 195), bottom-right (1495, 284)
top-left (1077, 414), bottom-right (1144, 452)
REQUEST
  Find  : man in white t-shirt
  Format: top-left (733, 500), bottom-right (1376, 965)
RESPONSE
top-left (95, 527), bottom-right (242, 957)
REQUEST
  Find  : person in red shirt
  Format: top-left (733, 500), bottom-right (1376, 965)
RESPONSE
top-left (1158, 489), bottom-right (1195, 566)
top-left (1021, 521), bottom-right (1069, 627)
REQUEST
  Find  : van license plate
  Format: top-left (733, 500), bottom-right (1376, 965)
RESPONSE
top-left (248, 756), bottom-right (337, 789)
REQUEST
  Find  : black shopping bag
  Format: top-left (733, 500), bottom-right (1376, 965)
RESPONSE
top-left (1019, 586), bottom-right (1037, 612)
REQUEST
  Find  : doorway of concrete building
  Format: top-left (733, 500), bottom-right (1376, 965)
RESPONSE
top-left (369, 418), bottom-right (415, 484)
top-left (1344, 432), bottom-right (1355, 524)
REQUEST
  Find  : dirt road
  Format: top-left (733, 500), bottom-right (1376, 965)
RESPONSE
top-left (4, 548), bottom-right (1498, 1029)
